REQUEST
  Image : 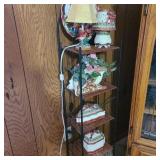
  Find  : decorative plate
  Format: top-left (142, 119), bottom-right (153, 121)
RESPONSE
top-left (61, 4), bottom-right (79, 38)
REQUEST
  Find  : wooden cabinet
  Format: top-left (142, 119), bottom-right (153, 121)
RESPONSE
top-left (127, 4), bottom-right (156, 156)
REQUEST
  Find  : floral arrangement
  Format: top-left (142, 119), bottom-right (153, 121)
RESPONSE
top-left (67, 53), bottom-right (117, 96)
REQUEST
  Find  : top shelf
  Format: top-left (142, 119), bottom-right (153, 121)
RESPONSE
top-left (66, 46), bottom-right (120, 55)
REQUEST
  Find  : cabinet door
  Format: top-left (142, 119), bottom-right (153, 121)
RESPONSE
top-left (128, 4), bottom-right (156, 155)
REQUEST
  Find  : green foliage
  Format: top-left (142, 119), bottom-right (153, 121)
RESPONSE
top-left (70, 54), bottom-right (117, 85)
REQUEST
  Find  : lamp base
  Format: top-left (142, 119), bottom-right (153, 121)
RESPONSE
top-left (94, 31), bottom-right (112, 47)
top-left (95, 44), bottom-right (111, 48)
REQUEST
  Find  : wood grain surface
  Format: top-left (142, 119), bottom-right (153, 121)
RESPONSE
top-left (131, 143), bottom-right (156, 156)
top-left (4, 5), bottom-right (37, 155)
top-left (13, 4), bottom-right (62, 155)
top-left (4, 120), bottom-right (13, 155)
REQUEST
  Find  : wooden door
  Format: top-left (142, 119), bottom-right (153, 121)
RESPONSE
top-left (4, 4), bottom-right (62, 156)
top-left (12, 4), bottom-right (62, 155)
top-left (4, 5), bottom-right (38, 155)
top-left (127, 4), bottom-right (156, 155)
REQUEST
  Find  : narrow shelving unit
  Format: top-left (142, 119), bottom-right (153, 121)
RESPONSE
top-left (62, 45), bottom-right (121, 156)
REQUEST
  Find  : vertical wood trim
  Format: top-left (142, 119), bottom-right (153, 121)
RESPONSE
top-left (127, 5), bottom-right (147, 150)
top-left (4, 4), bottom-right (38, 155)
top-left (4, 119), bottom-right (13, 155)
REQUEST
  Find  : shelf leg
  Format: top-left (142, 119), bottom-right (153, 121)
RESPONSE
top-left (79, 47), bottom-right (84, 156)
top-left (63, 83), bottom-right (70, 156)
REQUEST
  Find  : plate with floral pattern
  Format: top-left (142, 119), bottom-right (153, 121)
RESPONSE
top-left (61, 4), bottom-right (79, 38)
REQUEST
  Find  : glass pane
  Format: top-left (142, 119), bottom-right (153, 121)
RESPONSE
top-left (141, 42), bottom-right (156, 140)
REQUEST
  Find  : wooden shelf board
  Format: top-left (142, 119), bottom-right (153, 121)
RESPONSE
top-left (66, 45), bottom-right (120, 55)
top-left (66, 82), bottom-right (117, 99)
top-left (92, 27), bottom-right (116, 32)
top-left (70, 114), bottom-right (114, 134)
top-left (72, 140), bottom-right (113, 156)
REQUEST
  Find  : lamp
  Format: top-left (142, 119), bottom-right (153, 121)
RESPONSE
top-left (66, 4), bottom-right (97, 49)
top-left (92, 9), bottom-right (116, 48)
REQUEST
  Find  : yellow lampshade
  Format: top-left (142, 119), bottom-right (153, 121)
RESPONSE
top-left (66, 4), bottom-right (97, 24)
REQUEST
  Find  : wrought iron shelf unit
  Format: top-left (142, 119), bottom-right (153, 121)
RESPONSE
top-left (62, 45), bottom-right (121, 156)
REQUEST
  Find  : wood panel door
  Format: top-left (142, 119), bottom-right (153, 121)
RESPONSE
top-left (13, 4), bottom-right (62, 155)
top-left (127, 4), bottom-right (156, 155)
top-left (4, 5), bottom-right (38, 155)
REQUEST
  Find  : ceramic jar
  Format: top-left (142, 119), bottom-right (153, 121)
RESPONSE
top-left (94, 31), bottom-right (112, 47)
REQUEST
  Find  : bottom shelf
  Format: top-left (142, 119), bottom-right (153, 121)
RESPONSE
top-left (72, 140), bottom-right (113, 156)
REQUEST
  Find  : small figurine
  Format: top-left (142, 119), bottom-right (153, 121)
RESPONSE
top-left (76, 25), bottom-right (92, 49)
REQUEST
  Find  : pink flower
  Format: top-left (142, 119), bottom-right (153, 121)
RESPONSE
top-left (85, 65), bottom-right (94, 73)
top-left (89, 54), bottom-right (97, 59)
top-left (87, 65), bottom-right (93, 71)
